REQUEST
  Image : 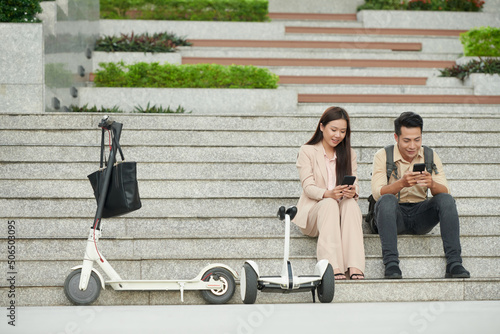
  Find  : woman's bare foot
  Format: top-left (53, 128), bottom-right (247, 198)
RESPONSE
top-left (334, 269), bottom-right (346, 280)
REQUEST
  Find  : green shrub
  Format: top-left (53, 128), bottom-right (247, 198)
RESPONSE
top-left (94, 62), bottom-right (279, 89)
top-left (357, 0), bottom-right (484, 11)
top-left (439, 58), bottom-right (500, 80)
top-left (0, 0), bottom-right (42, 22)
top-left (69, 103), bottom-right (190, 113)
top-left (100, 0), bottom-right (269, 22)
top-left (460, 27), bottom-right (500, 57)
top-left (357, 0), bottom-right (406, 10)
top-left (95, 32), bottom-right (191, 53)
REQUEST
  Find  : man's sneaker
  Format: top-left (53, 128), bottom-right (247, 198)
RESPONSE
top-left (384, 262), bottom-right (402, 279)
top-left (445, 263), bottom-right (470, 278)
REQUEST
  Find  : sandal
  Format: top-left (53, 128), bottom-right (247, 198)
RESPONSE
top-left (349, 273), bottom-right (365, 280)
top-left (334, 273), bottom-right (346, 280)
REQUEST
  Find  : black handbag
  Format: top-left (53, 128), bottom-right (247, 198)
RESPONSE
top-left (88, 128), bottom-right (141, 218)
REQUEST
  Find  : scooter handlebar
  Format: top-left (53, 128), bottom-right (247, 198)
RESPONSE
top-left (277, 206), bottom-right (297, 221)
top-left (98, 115), bottom-right (114, 129)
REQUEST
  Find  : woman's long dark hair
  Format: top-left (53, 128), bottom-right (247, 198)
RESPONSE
top-left (305, 106), bottom-right (352, 185)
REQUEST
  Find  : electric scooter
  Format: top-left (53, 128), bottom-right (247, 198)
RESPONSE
top-left (240, 206), bottom-right (334, 304)
top-left (64, 116), bottom-right (238, 305)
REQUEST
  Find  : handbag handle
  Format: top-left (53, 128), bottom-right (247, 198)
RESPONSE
top-left (100, 128), bottom-right (125, 168)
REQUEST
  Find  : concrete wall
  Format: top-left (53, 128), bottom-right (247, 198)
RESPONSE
top-left (359, 10), bottom-right (500, 29)
top-left (268, 0), bottom-right (365, 13)
top-left (0, 24), bottom-right (44, 113)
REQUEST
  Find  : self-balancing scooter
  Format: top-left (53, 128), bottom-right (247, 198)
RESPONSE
top-left (240, 206), bottom-right (334, 304)
top-left (64, 116), bottom-right (238, 305)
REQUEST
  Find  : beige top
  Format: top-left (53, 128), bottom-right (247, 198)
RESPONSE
top-left (371, 145), bottom-right (450, 203)
top-left (294, 142), bottom-right (359, 228)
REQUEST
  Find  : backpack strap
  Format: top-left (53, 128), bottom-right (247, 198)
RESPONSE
top-left (423, 145), bottom-right (439, 175)
top-left (384, 145), bottom-right (398, 182)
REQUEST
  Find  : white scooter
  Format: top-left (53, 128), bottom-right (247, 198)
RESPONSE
top-left (64, 116), bottom-right (238, 305)
top-left (240, 206), bottom-right (334, 304)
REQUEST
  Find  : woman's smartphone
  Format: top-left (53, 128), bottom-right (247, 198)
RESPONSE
top-left (341, 175), bottom-right (356, 185)
top-left (413, 163), bottom-right (426, 172)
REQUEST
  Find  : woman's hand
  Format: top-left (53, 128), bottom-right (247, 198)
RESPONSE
top-left (324, 185), bottom-right (351, 200)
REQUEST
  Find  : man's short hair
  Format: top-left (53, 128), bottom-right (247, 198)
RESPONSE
top-left (394, 112), bottom-right (423, 136)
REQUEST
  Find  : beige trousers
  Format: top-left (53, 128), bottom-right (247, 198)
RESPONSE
top-left (300, 198), bottom-right (365, 273)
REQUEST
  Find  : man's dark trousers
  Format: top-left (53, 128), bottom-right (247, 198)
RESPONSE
top-left (374, 193), bottom-right (463, 266)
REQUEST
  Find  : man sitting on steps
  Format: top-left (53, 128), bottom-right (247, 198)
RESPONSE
top-left (370, 111), bottom-right (470, 279)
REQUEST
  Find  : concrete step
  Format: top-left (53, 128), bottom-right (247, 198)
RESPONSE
top-left (2, 162), bottom-right (499, 183)
top-left (2, 128), bottom-right (499, 147)
top-left (269, 13), bottom-right (358, 21)
top-left (4, 113), bottom-right (499, 131)
top-left (297, 103), bottom-right (500, 115)
top-left (1, 198), bottom-right (498, 218)
top-left (279, 76), bottom-right (428, 85)
top-left (2, 145), bottom-right (499, 164)
top-left (179, 49), bottom-right (459, 61)
top-left (181, 56), bottom-right (456, 68)
top-left (6, 216), bottom-right (498, 239)
top-left (3, 255), bottom-right (498, 288)
top-left (283, 85), bottom-right (473, 95)
top-left (298, 94), bottom-right (500, 104)
top-left (7, 234), bottom-right (500, 261)
top-left (285, 26), bottom-right (467, 37)
top-left (271, 67), bottom-right (440, 77)
top-left (1, 179), bottom-right (499, 199)
top-left (187, 39), bottom-right (423, 51)
top-left (3, 278), bottom-right (499, 306)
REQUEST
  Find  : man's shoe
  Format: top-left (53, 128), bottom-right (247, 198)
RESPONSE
top-left (384, 262), bottom-right (402, 279)
top-left (445, 262), bottom-right (470, 278)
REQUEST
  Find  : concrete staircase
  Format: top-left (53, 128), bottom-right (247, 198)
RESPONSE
top-left (1, 10), bottom-right (500, 306)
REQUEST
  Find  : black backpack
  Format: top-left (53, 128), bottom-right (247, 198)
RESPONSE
top-left (365, 145), bottom-right (438, 234)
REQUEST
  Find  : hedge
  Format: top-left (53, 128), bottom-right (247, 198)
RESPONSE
top-left (0, 0), bottom-right (42, 22)
top-left (100, 0), bottom-right (269, 21)
top-left (357, 0), bottom-right (484, 11)
top-left (94, 62), bottom-right (279, 89)
top-left (460, 27), bottom-right (500, 57)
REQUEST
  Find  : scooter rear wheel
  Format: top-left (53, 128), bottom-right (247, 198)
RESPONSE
top-left (201, 267), bottom-right (235, 304)
top-left (317, 263), bottom-right (335, 303)
top-left (240, 263), bottom-right (258, 304)
top-left (64, 268), bottom-right (101, 305)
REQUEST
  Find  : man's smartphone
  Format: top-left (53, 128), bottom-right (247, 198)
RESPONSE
top-left (341, 175), bottom-right (356, 186)
top-left (413, 163), bottom-right (426, 172)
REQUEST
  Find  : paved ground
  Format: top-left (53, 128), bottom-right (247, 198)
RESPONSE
top-left (2, 300), bottom-right (499, 334)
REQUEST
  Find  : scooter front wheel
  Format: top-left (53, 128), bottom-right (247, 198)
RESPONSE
top-left (64, 268), bottom-right (101, 305)
top-left (240, 263), bottom-right (258, 304)
top-left (201, 267), bottom-right (235, 304)
top-left (317, 263), bottom-right (335, 303)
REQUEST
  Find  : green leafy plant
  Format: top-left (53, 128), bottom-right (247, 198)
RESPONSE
top-left (133, 102), bottom-right (191, 113)
top-left (95, 32), bottom-right (191, 53)
top-left (94, 61), bottom-right (279, 89)
top-left (357, 0), bottom-right (484, 11)
top-left (439, 58), bottom-right (500, 80)
top-left (100, 0), bottom-right (269, 22)
top-left (0, 0), bottom-right (42, 22)
top-left (357, 0), bottom-right (407, 10)
top-left (69, 104), bottom-right (124, 113)
top-left (69, 103), bottom-right (190, 113)
top-left (460, 27), bottom-right (500, 57)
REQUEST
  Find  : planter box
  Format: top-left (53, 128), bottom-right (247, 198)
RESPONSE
top-left (358, 10), bottom-right (500, 30)
top-left (78, 87), bottom-right (298, 114)
top-left (93, 52), bottom-right (182, 69)
top-left (268, 0), bottom-right (364, 14)
top-left (466, 73), bottom-right (500, 95)
top-left (0, 23), bottom-right (44, 113)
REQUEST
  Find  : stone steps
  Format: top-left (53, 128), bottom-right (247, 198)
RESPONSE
top-left (187, 39), bottom-right (423, 51)
top-left (5, 277), bottom-right (498, 306)
top-left (284, 26), bottom-right (467, 37)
